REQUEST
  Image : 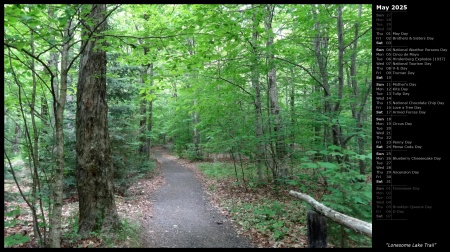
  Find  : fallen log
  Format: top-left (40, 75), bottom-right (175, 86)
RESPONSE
top-left (289, 190), bottom-right (372, 238)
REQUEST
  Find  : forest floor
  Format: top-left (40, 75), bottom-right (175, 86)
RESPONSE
top-left (4, 146), bottom-right (309, 248)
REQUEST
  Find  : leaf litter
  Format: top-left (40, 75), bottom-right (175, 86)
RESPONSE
top-left (4, 156), bottom-right (165, 248)
top-left (5, 148), bottom-right (309, 248)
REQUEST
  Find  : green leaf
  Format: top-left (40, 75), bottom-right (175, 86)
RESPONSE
top-left (330, 151), bottom-right (344, 157)
top-left (5, 206), bottom-right (21, 217)
top-left (328, 145), bottom-right (341, 151)
top-left (343, 150), bottom-right (357, 155)
top-left (22, 15), bottom-right (32, 21)
top-left (305, 150), bottom-right (317, 155)
top-left (303, 162), bottom-right (318, 169)
top-left (4, 233), bottom-right (30, 247)
top-left (319, 150), bottom-right (328, 155)
top-left (317, 161), bottom-right (338, 169)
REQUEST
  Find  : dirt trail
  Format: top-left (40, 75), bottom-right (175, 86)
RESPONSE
top-left (140, 148), bottom-right (253, 248)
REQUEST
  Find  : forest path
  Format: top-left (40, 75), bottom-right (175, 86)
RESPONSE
top-left (140, 148), bottom-right (253, 248)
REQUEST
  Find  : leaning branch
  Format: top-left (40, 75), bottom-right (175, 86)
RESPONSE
top-left (289, 190), bottom-right (372, 238)
top-left (344, 27), bottom-right (372, 50)
top-left (274, 56), bottom-right (326, 90)
top-left (200, 74), bottom-right (254, 99)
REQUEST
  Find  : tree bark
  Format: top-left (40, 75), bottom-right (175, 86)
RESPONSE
top-left (48, 17), bottom-right (71, 248)
top-left (312, 5), bottom-right (333, 154)
top-left (76, 4), bottom-right (119, 238)
top-left (251, 5), bottom-right (263, 181)
top-left (289, 67), bottom-right (296, 173)
top-left (265, 4), bottom-right (287, 178)
top-left (137, 31), bottom-right (149, 155)
top-left (147, 63), bottom-right (154, 158)
top-left (187, 37), bottom-right (201, 159)
top-left (312, 5), bottom-right (348, 162)
top-left (13, 121), bottom-right (20, 154)
top-left (349, 5), bottom-right (370, 175)
top-left (29, 30), bottom-right (46, 246)
top-left (139, 71), bottom-right (147, 154)
top-left (332, 5), bottom-right (346, 156)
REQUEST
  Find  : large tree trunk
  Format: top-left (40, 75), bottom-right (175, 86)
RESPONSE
top-left (76, 4), bottom-right (119, 238)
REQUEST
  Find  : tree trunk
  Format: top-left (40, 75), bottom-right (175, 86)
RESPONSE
top-left (251, 6), bottom-right (263, 182)
top-left (48, 18), bottom-right (70, 248)
top-left (139, 74), bottom-right (147, 154)
top-left (312, 5), bottom-right (332, 154)
top-left (349, 5), bottom-right (370, 175)
top-left (265, 4), bottom-right (287, 178)
top-left (29, 30), bottom-right (45, 246)
top-left (289, 68), bottom-right (296, 172)
top-left (193, 99), bottom-right (200, 157)
top-left (76, 4), bottom-right (119, 238)
top-left (137, 31), bottom-right (149, 155)
top-left (332, 5), bottom-right (346, 156)
top-left (187, 37), bottom-right (201, 159)
top-left (147, 63), bottom-right (154, 158)
top-left (13, 123), bottom-right (20, 154)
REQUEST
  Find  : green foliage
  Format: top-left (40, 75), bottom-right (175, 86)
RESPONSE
top-left (63, 129), bottom-right (77, 196)
top-left (4, 233), bottom-right (30, 248)
top-left (103, 217), bottom-right (142, 247)
top-left (5, 4), bottom-right (372, 247)
top-left (318, 149), bottom-right (371, 247)
top-left (287, 143), bottom-right (372, 247)
top-left (112, 149), bottom-right (156, 195)
top-left (4, 206), bottom-right (30, 248)
top-left (198, 162), bottom-right (235, 179)
top-left (106, 57), bottom-right (157, 193)
top-left (62, 210), bottom-right (81, 243)
top-left (180, 143), bottom-right (203, 161)
top-left (4, 205), bottom-right (22, 227)
top-left (61, 211), bottom-right (142, 247)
